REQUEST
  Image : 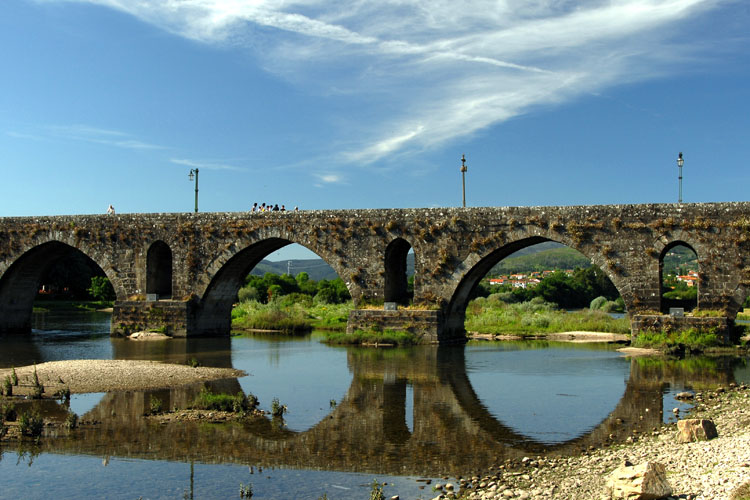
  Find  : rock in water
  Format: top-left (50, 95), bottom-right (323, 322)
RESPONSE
top-left (677, 418), bottom-right (718, 443)
top-left (606, 461), bottom-right (672, 500)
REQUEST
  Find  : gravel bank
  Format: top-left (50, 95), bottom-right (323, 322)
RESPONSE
top-left (0, 360), bottom-right (246, 394)
top-left (432, 384), bottom-right (750, 500)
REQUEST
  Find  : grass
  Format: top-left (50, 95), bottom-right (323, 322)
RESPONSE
top-left (632, 328), bottom-right (722, 350)
top-left (192, 388), bottom-right (257, 413)
top-left (464, 295), bottom-right (630, 335)
top-left (231, 299), bottom-right (352, 333)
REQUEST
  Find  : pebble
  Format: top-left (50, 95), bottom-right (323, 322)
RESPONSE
top-left (453, 384), bottom-right (750, 500)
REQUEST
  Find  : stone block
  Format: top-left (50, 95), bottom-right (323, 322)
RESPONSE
top-left (677, 418), bottom-right (718, 442)
top-left (606, 461), bottom-right (672, 500)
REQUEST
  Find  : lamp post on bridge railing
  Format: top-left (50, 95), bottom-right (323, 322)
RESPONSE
top-left (677, 152), bottom-right (684, 204)
top-left (188, 168), bottom-right (199, 213)
top-left (460, 154), bottom-right (467, 207)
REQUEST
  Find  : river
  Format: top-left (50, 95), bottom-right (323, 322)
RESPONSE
top-left (0, 310), bottom-right (748, 499)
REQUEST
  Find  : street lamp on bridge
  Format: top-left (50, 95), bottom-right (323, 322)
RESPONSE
top-left (460, 154), bottom-right (467, 207)
top-left (676, 152), bottom-right (684, 204)
top-left (188, 168), bottom-right (199, 213)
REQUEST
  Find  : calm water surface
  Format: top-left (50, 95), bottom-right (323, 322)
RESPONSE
top-left (1, 310), bottom-right (748, 500)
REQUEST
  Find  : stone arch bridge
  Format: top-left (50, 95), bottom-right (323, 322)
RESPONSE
top-left (2, 202), bottom-right (749, 342)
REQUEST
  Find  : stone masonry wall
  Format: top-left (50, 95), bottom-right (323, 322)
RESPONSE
top-left (2, 202), bottom-right (750, 341)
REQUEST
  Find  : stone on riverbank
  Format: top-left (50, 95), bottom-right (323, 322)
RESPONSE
top-left (677, 418), bottom-right (718, 443)
top-left (605, 461), bottom-right (672, 500)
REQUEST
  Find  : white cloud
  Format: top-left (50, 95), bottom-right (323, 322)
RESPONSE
top-left (315, 173), bottom-right (344, 184)
top-left (170, 158), bottom-right (244, 171)
top-left (48, 0), bottom-right (736, 164)
top-left (47, 124), bottom-right (166, 150)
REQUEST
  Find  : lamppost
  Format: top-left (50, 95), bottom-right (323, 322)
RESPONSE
top-left (188, 168), bottom-right (199, 213)
top-left (676, 152), bottom-right (684, 204)
top-left (460, 154), bottom-right (467, 207)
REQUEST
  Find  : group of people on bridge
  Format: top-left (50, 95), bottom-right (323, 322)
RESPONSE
top-left (250, 202), bottom-right (298, 213)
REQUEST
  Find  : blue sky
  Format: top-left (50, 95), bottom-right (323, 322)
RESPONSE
top-left (2, 1), bottom-right (749, 257)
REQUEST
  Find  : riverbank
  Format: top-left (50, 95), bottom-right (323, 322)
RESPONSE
top-left (0, 360), bottom-right (245, 395)
top-left (441, 383), bottom-right (750, 500)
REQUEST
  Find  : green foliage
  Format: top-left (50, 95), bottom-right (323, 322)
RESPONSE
top-left (270, 398), bottom-right (287, 417)
top-left (489, 243), bottom-right (591, 274)
top-left (192, 388), bottom-right (257, 413)
top-left (465, 297), bottom-right (630, 335)
top-left (483, 266), bottom-right (620, 310)
top-left (65, 411), bottom-right (78, 430)
top-left (590, 295), bottom-right (625, 313)
top-left (632, 328), bottom-right (722, 350)
top-left (238, 273), bottom-right (351, 306)
top-left (1, 401), bottom-right (17, 422)
top-left (368, 480), bottom-right (385, 500)
top-left (2, 376), bottom-right (11, 397)
top-left (87, 276), bottom-right (116, 301)
top-left (149, 395), bottom-right (163, 414)
top-left (54, 386), bottom-right (71, 403)
top-left (19, 411), bottom-right (44, 438)
top-left (239, 482), bottom-right (253, 499)
top-left (11, 367), bottom-right (18, 386)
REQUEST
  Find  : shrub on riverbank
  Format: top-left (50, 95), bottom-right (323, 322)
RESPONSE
top-left (631, 328), bottom-right (722, 351)
top-left (465, 295), bottom-right (630, 335)
top-left (231, 297), bottom-right (352, 333)
top-left (232, 299), bottom-right (311, 333)
top-left (193, 388), bottom-right (258, 413)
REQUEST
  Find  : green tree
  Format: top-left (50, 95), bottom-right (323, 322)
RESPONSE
top-left (87, 276), bottom-right (115, 301)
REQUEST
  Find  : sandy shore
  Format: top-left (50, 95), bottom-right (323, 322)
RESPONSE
top-left (0, 360), bottom-right (246, 394)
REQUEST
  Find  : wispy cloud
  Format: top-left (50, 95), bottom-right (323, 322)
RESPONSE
top-left (51, 0), bottom-right (734, 164)
top-left (314, 173), bottom-right (345, 185)
top-left (170, 158), bottom-right (244, 171)
top-left (47, 124), bottom-right (166, 150)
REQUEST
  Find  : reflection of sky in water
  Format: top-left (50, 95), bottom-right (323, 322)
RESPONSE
top-left (70, 392), bottom-right (106, 416)
top-left (0, 452), bottom-right (422, 500)
top-left (464, 343), bottom-right (629, 443)
top-left (231, 334), bottom-right (352, 432)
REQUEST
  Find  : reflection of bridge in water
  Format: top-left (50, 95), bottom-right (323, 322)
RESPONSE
top-left (35, 345), bottom-right (740, 477)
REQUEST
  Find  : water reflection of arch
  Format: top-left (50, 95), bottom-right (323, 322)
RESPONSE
top-left (436, 347), bottom-right (664, 455)
top-left (42, 345), bottom-right (705, 476)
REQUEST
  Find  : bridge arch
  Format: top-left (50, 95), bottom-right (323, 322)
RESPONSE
top-left (442, 233), bottom-right (626, 338)
top-left (192, 235), bottom-right (353, 335)
top-left (384, 237), bottom-right (413, 305)
top-left (0, 240), bottom-right (124, 334)
top-left (146, 240), bottom-right (172, 299)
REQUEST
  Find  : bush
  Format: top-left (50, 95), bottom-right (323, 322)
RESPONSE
top-left (149, 395), bottom-right (163, 414)
top-left (19, 411), bottom-right (44, 438)
top-left (590, 296), bottom-right (608, 310)
top-left (1, 402), bottom-right (17, 422)
top-left (270, 398), bottom-right (287, 417)
top-left (87, 276), bottom-right (116, 301)
top-left (193, 388), bottom-right (257, 413)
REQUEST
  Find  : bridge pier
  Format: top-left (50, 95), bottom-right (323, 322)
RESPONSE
top-left (630, 314), bottom-right (734, 343)
top-left (112, 300), bottom-right (194, 337)
top-left (345, 308), bottom-right (469, 343)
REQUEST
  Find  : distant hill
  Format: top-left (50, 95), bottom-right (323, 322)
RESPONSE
top-left (489, 243), bottom-right (592, 275)
top-left (253, 242), bottom-right (592, 280)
